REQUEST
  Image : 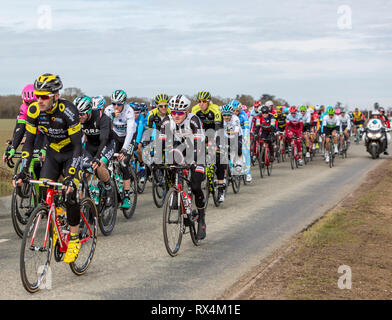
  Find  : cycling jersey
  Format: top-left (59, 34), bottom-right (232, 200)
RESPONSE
top-left (322, 114), bottom-right (342, 134)
top-left (146, 107), bottom-right (171, 130)
top-left (104, 104), bottom-right (136, 152)
top-left (191, 103), bottom-right (222, 131)
top-left (21, 100), bottom-right (82, 179)
top-left (223, 114), bottom-right (243, 156)
top-left (252, 114), bottom-right (276, 135)
top-left (273, 113), bottom-right (287, 131)
top-left (158, 113), bottom-right (205, 165)
top-left (237, 110), bottom-right (250, 131)
top-left (353, 112), bottom-right (364, 122)
top-left (135, 113), bottom-right (147, 144)
top-left (286, 113), bottom-right (303, 132)
top-left (81, 109), bottom-right (112, 159)
top-left (339, 114), bottom-right (351, 130)
top-left (10, 103), bottom-right (29, 150)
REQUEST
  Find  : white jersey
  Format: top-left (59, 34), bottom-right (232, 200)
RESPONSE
top-left (339, 114), bottom-right (351, 130)
top-left (223, 114), bottom-right (243, 139)
top-left (322, 114), bottom-right (341, 130)
top-left (104, 104), bottom-right (136, 151)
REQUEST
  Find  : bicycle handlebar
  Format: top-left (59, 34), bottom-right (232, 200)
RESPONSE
top-left (27, 179), bottom-right (64, 187)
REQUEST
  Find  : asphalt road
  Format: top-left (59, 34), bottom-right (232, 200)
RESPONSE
top-left (0, 143), bottom-right (385, 299)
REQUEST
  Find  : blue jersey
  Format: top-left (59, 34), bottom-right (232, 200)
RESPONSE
top-left (135, 114), bottom-right (146, 144)
top-left (238, 110), bottom-right (250, 130)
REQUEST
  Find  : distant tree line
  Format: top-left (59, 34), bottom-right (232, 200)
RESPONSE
top-left (0, 88), bottom-right (388, 118)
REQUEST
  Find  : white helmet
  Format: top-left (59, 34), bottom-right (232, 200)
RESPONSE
top-left (265, 100), bottom-right (274, 107)
top-left (169, 94), bottom-right (191, 111)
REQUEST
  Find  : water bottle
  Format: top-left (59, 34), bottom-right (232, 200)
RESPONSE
top-left (182, 191), bottom-right (192, 215)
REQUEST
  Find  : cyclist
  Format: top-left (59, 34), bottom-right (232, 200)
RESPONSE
top-left (104, 89), bottom-right (137, 209)
top-left (4, 84), bottom-right (38, 162)
top-left (338, 107), bottom-right (351, 152)
top-left (75, 96), bottom-right (115, 206)
top-left (285, 106), bottom-right (304, 166)
top-left (300, 105), bottom-right (312, 159)
top-left (13, 73), bottom-right (82, 263)
top-left (191, 91), bottom-right (225, 202)
top-left (234, 102), bottom-right (251, 183)
top-left (379, 107), bottom-right (390, 129)
top-left (92, 95), bottom-right (106, 111)
top-left (252, 105), bottom-right (276, 162)
top-left (147, 94), bottom-right (171, 130)
top-left (310, 106), bottom-right (320, 150)
top-left (322, 107), bottom-right (341, 163)
top-left (273, 106), bottom-right (287, 154)
top-left (158, 94), bottom-right (207, 240)
top-left (353, 108), bottom-right (365, 142)
top-left (265, 100), bottom-right (274, 114)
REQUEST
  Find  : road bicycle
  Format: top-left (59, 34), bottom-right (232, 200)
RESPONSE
top-left (20, 179), bottom-right (98, 293)
top-left (83, 163), bottom-right (118, 236)
top-left (108, 153), bottom-right (138, 219)
top-left (256, 134), bottom-right (273, 178)
top-left (7, 151), bottom-right (41, 238)
top-left (204, 162), bottom-right (221, 208)
top-left (288, 133), bottom-right (301, 170)
top-left (326, 134), bottom-right (336, 168)
top-left (223, 154), bottom-right (242, 196)
top-left (162, 164), bottom-right (201, 257)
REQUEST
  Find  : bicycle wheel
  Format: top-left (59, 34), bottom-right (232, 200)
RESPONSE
top-left (69, 197), bottom-right (98, 276)
top-left (163, 188), bottom-right (183, 257)
top-left (258, 145), bottom-right (265, 178)
top-left (232, 174), bottom-right (241, 194)
top-left (11, 183), bottom-right (38, 239)
top-left (290, 145), bottom-right (295, 170)
top-left (136, 163), bottom-right (148, 194)
top-left (97, 179), bottom-right (118, 236)
top-left (122, 167), bottom-right (138, 219)
top-left (152, 168), bottom-right (168, 208)
top-left (189, 210), bottom-right (201, 246)
top-left (265, 147), bottom-right (272, 176)
top-left (20, 204), bottom-right (53, 293)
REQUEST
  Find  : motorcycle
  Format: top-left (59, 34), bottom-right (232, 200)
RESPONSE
top-left (364, 119), bottom-right (390, 159)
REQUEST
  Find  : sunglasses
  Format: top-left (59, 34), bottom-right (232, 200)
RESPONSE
top-left (171, 110), bottom-right (186, 116)
top-left (158, 104), bottom-right (168, 108)
top-left (36, 94), bottom-right (54, 101)
top-left (199, 100), bottom-right (208, 104)
top-left (113, 103), bottom-right (124, 107)
top-left (222, 114), bottom-right (232, 117)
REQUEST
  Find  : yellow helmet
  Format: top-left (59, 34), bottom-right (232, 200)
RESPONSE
top-left (34, 73), bottom-right (63, 95)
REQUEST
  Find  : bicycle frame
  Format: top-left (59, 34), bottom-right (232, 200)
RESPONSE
top-left (28, 180), bottom-right (92, 253)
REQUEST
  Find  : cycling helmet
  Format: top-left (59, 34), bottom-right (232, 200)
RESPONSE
top-left (241, 105), bottom-right (248, 111)
top-left (283, 107), bottom-right (289, 114)
top-left (92, 95), bottom-right (106, 110)
top-left (154, 93), bottom-right (169, 105)
top-left (111, 89), bottom-right (127, 105)
top-left (131, 103), bottom-right (142, 112)
top-left (75, 96), bottom-right (93, 114)
top-left (253, 101), bottom-right (262, 108)
top-left (139, 103), bottom-right (148, 113)
top-left (197, 91), bottom-right (211, 101)
top-left (73, 96), bottom-right (82, 106)
top-left (34, 73), bottom-right (63, 95)
top-left (265, 100), bottom-right (274, 107)
top-left (221, 104), bottom-right (234, 114)
top-left (260, 105), bottom-right (269, 114)
top-left (290, 106), bottom-right (297, 113)
top-left (328, 107), bottom-right (335, 115)
top-left (335, 108), bottom-right (341, 115)
top-left (21, 84), bottom-right (36, 102)
top-left (169, 94), bottom-right (191, 111)
top-left (276, 106), bottom-right (283, 112)
top-left (299, 105), bottom-right (307, 112)
top-left (229, 100), bottom-right (241, 111)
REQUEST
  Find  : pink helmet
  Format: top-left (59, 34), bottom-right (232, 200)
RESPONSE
top-left (241, 105), bottom-right (248, 111)
top-left (335, 108), bottom-right (341, 115)
top-left (21, 84), bottom-right (36, 102)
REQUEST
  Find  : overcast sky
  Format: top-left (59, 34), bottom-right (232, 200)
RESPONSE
top-left (1, 0), bottom-right (391, 108)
